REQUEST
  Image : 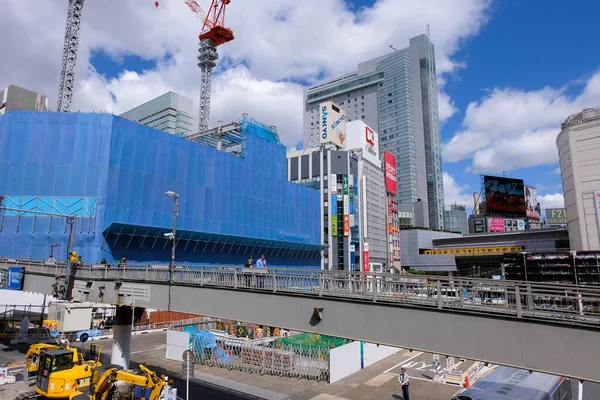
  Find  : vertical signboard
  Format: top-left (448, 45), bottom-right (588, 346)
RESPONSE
top-left (363, 243), bottom-right (370, 272)
top-left (362, 175), bottom-right (368, 238)
top-left (344, 215), bottom-right (350, 236)
top-left (350, 244), bottom-right (356, 272)
top-left (525, 186), bottom-right (540, 219)
top-left (319, 101), bottom-right (347, 147)
top-left (595, 191), bottom-right (600, 237)
top-left (331, 215), bottom-right (338, 236)
top-left (384, 150), bottom-right (397, 194)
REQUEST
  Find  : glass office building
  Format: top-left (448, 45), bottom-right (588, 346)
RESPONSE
top-left (303, 34), bottom-right (445, 229)
top-left (444, 204), bottom-right (468, 235)
top-left (120, 91), bottom-right (193, 137)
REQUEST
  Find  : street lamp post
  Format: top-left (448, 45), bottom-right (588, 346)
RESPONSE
top-left (165, 191), bottom-right (179, 310)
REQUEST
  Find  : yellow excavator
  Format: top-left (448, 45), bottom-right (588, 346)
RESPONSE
top-left (69, 363), bottom-right (178, 400)
top-left (16, 343), bottom-right (103, 399)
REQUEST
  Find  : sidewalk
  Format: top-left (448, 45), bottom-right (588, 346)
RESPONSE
top-left (133, 345), bottom-right (464, 400)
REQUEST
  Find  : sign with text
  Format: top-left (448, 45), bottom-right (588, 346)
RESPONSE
top-left (319, 101), bottom-right (346, 147)
top-left (344, 215), bottom-right (350, 236)
top-left (384, 150), bottom-right (397, 194)
top-left (363, 243), bottom-right (370, 272)
top-left (488, 217), bottom-right (505, 232)
top-left (331, 215), bottom-right (338, 237)
top-left (545, 208), bottom-right (567, 225)
top-left (7, 267), bottom-right (24, 290)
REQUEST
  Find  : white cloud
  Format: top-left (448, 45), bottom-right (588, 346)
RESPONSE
top-left (438, 91), bottom-right (458, 124)
top-left (538, 193), bottom-right (565, 210)
top-left (443, 172), bottom-right (473, 210)
top-left (552, 167), bottom-right (561, 175)
top-left (1, 0), bottom-right (491, 145)
top-left (443, 72), bottom-right (600, 172)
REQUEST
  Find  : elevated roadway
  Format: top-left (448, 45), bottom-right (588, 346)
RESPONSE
top-left (5, 259), bottom-right (600, 382)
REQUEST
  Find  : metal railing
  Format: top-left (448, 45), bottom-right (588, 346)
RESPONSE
top-left (4, 259), bottom-right (600, 328)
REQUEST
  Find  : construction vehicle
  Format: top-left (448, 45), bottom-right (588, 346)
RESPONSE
top-left (69, 363), bottom-right (177, 400)
top-left (16, 344), bottom-right (103, 399)
top-left (25, 343), bottom-right (102, 378)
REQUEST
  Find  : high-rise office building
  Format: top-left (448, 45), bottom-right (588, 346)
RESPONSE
top-left (557, 107), bottom-right (600, 251)
top-left (0, 85), bottom-right (48, 115)
top-left (444, 204), bottom-right (468, 235)
top-left (120, 91), bottom-right (193, 136)
top-left (303, 34), bottom-right (445, 229)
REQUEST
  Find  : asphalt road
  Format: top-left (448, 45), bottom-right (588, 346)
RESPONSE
top-left (91, 332), bottom-right (252, 399)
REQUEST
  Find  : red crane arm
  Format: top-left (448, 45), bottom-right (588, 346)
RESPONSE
top-left (202, 0), bottom-right (231, 31)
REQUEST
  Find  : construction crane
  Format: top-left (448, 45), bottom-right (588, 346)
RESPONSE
top-left (57, 0), bottom-right (85, 113)
top-left (184, 0), bottom-right (234, 132)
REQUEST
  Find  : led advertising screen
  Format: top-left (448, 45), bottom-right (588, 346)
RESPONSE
top-left (545, 208), bottom-right (567, 225)
top-left (484, 176), bottom-right (526, 216)
top-left (384, 150), bottom-right (397, 194)
top-left (525, 186), bottom-right (540, 219)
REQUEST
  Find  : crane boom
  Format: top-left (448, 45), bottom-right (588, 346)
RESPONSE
top-left (57, 0), bottom-right (85, 112)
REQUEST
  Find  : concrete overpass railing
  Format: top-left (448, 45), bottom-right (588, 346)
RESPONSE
top-left (7, 259), bottom-right (600, 329)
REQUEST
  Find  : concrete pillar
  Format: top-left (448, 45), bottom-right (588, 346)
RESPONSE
top-left (111, 306), bottom-right (133, 369)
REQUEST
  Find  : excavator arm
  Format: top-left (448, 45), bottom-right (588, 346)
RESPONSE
top-left (25, 343), bottom-right (61, 372)
top-left (69, 363), bottom-right (172, 400)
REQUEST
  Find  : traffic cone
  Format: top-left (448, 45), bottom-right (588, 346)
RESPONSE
top-left (465, 375), bottom-right (471, 388)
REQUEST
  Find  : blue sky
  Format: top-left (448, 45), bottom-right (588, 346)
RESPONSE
top-left (4, 0), bottom-right (598, 212)
top-left (434, 0), bottom-right (600, 210)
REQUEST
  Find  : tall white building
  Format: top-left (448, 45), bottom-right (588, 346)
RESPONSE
top-left (286, 120), bottom-right (388, 271)
top-left (303, 34), bottom-right (445, 229)
top-left (556, 107), bottom-right (600, 251)
top-left (120, 92), bottom-right (193, 136)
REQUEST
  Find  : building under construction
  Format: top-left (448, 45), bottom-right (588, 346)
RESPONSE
top-left (0, 111), bottom-right (323, 268)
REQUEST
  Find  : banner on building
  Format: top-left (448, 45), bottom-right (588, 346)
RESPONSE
top-left (545, 208), bottom-right (567, 225)
top-left (344, 215), bottom-right (350, 236)
top-left (349, 214), bottom-right (355, 227)
top-left (525, 186), bottom-right (540, 219)
top-left (384, 150), bottom-right (397, 194)
top-left (331, 194), bottom-right (338, 215)
top-left (331, 174), bottom-right (337, 194)
top-left (363, 243), bottom-right (370, 273)
top-left (319, 101), bottom-right (347, 147)
top-left (343, 175), bottom-right (349, 195)
top-left (331, 215), bottom-right (338, 236)
top-left (350, 243), bottom-right (356, 272)
top-left (488, 217), bottom-right (505, 232)
top-left (344, 194), bottom-right (349, 215)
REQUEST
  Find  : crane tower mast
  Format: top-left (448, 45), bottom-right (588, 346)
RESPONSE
top-left (57, 0), bottom-right (85, 112)
top-left (186, 0), bottom-right (234, 132)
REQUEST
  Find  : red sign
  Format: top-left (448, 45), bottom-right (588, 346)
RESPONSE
top-left (343, 215), bottom-right (350, 236)
top-left (384, 150), bottom-right (397, 194)
top-left (363, 243), bottom-right (370, 272)
top-left (365, 126), bottom-right (375, 146)
top-left (488, 217), bottom-right (505, 232)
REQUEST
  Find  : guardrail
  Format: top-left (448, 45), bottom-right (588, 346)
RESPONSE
top-left (4, 259), bottom-right (600, 328)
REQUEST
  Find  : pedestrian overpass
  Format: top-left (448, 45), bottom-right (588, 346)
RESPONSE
top-left (6, 259), bottom-right (600, 382)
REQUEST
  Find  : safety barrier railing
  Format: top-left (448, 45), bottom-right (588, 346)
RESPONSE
top-left (5, 259), bottom-right (600, 328)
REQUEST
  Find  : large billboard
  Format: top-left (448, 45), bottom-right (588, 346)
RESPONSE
top-left (384, 150), bottom-right (397, 194)
top-left (319, 101), bottom-right (346, 148)
top-left (525, 186), bottom-right (540, 219)
top-left (345, 121), bottom-right (380, 166)
top-left (484, 176), bottom-right (526, 216)
top-left (545, 208), bottom-right (567, 225)
top-left (488, 217), bottom-right (505, 232)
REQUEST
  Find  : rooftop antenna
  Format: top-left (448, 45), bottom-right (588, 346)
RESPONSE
top-left (426, 24), bottom-right (430, 37)
top-left (503, 170), bottom-right (508, 177)
top-left (389, 45), bottom-right (398, 51)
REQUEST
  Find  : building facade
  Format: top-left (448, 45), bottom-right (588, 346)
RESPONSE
top-left (120, 91), bottom-right (193, 137)
top-left (0, 85), bottom-right (48, 115)
top-left (0, 111), bottom-right (322, 268)
top-left (287, 148), bottom-right (361, 271)
top-left (557, 107), bottom-right (600, 251)
top-left (444, 204), bottom-right (468, 235)
top-left (303, 34), bottom-right (445, 229)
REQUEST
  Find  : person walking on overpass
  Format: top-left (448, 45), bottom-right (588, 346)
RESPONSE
top-left (244, 256), bottom-right (254, 287)
top-left (398, 368), bottom-right (410, 400)
top-left (256, 253), bottom-right (267, 288)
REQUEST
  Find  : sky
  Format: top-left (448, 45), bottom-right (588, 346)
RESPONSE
top-left (2, 0), bottom-right (599, 215)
